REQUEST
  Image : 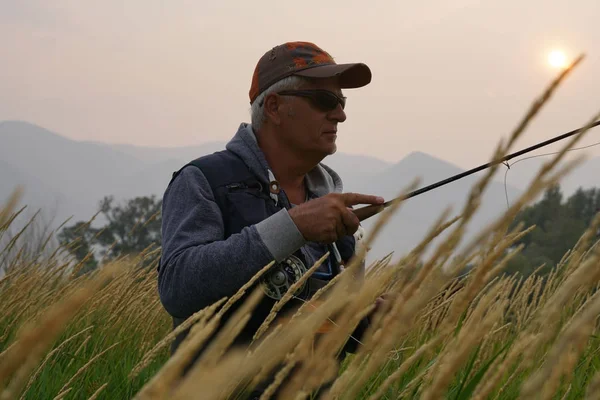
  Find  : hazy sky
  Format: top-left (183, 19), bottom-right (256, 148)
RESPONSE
top-left (2, 0), bottom-right (600, 168)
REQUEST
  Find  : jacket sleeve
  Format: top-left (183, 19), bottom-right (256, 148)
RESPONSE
top-left (158, 166), bottom-right (306, 319)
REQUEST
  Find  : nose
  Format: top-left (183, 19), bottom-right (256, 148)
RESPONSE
top-left (328, 103), bottom-right (347, 123)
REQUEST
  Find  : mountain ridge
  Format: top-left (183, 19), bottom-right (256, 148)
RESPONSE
top-left (4, 120), bottom-right (595, 261)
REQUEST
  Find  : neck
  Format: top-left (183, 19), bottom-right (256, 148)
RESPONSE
top-left (256, 135), bottom-right (320, 190)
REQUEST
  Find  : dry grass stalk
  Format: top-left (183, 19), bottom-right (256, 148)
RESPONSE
top-left (55, 341), bottom-right (121, 398)
top-left (275, 338), bottom-right (335, 400)
top-left (290, 270), bottom-right (346, 318)
top-left (403, 208), bottom-right (459, 264)
top-left (342, 178), bottom-right (421, 277)
top-left (87, 382), bottom-right (109, 400)
top-left (193, 288), bottom-right (264, 372)
top-left (172, 289), bottom-right (349, 399)
top-left (133, 317), bottom-right (222, 399)
top-left (258, 349), bottom-right (300, 400)
top-left (0, 263), bottom-right (122, 392)
top-left (131, 294), bottom-right (227, 396)
top-left (17, 325), bottom-right (94, 400)
top-left (251, 280), bottom-right (367, 396)
top-left (367, 334), bottom-right (445, 400)
top-left (327, 272), bottom-right (447, 399)
top-left (421, 285), bottom-right (507, 400)
top-left (217, 260), bottom-right (275, 319)
top-left (245, 325), bottom-right (287, 389)
top-left (421, 281), bottom-right (463, 333)
top-left (473, 232), bottom-right (600, 399)
top-left (490, 367), bottom-right (522, 400)
top-left (520, 280), bottom-right (600, 398)
top-left (525, 237), bottom-right (600, 343)
top-left (471, 334), bottom-right (536, 399)
top-left (0, 305), bottom-right (31, 344)
top-left (264, 258), bottom-right (399, 393)
top-left (138, 300), bottom-right (173, 352)
top-left (129, 297), bottom-right (227, 379)
top-left (52, 387), bottom-right (71, 400)
top-left (458, 140), bottom-right (585, 268)
top-left (438, 229), bottom-right (521, 336)
top-left (290, 262), bottom-right (397, 357)
top-left (66, 335), bottom-right (92, 369)
top-left (0, 188), bottom-right (24, 229)
top-left (279, 303), bottom-right (376, 397)
top-left (254, 253), bottom-right (329, 341)
top-left (584, 368), bottom-right (600, 399)
top-left (517, 273), bottom-right (543, 328)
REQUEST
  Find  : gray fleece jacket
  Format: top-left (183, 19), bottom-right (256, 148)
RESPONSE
top-left (158, 123), bottom-right (346, 320)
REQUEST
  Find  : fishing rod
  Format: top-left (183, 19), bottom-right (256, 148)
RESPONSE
top-left (352, 120), bottom-right (600, 222)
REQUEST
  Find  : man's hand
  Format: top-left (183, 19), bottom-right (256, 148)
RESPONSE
top-left (288, 192), bottom-right (384, 243)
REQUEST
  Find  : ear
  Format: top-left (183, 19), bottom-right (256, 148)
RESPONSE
top-left (263, 93), bottom-right (282, 126)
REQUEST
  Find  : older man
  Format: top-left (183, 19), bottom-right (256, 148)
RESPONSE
top-left (158, 41), bottom-right (383, 392)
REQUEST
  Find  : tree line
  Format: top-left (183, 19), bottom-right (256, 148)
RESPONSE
top-left (58, 195), bottom-right (162, 274)
top-left (504, 185), bottom-right (600, 277)
top-left (58, 185), bottom-right (600, 277)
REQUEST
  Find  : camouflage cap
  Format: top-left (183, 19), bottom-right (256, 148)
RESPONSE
top-left (249, 41), bottom-right (372, 104)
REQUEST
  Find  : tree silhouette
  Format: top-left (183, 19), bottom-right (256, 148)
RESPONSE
top-left (58, 195), bottom-right (162, 271)
top-left (505, 184), bottom-right (600, 277)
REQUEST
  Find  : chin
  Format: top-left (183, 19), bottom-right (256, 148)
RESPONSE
top-left (321, 137), bottom-right (337, 154)
top-left (324, 145), bottom-right (337, 156)
top-left (311, 146), bottom-right (336, 160)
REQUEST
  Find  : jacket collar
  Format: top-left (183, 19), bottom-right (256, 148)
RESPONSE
top-left (226, 123), bottom-right (344, 200)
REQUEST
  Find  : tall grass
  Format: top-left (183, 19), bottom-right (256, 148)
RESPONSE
top-left (2, 55), bottom-right (600, 399)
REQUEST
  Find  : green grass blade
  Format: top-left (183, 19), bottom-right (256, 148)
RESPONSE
top-left (455, 340), bottom-right (513, 400)
top-left (452, 342), bottom-right (482, 400)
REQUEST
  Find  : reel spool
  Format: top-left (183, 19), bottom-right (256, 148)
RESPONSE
top-left (260, 254), bottom-right (308, 300)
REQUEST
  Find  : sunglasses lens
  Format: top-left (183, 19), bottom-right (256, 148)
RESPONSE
top-left (277, 90), bottom-right (345, 112)
top-left (314, 92), bottom-right (344, 111)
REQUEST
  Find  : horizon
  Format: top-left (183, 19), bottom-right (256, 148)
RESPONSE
top-left (3, 119), bottom-right (598, 175)
top-left (2, 1), bottom-right (600, 168)
top-left (0, 118), bottom-right (460, 165)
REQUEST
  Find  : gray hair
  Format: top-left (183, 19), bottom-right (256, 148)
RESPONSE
top-left (250, 75), bottom-right (307, 131)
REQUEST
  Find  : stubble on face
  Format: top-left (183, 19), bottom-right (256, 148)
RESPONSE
top-left (280, 78), bottom-right (346, 159)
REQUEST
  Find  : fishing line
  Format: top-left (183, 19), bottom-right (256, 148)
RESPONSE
top-left (291, 294), bottom-right (366, 347)
top-left (502, 140), bottom-right (600, 209)
top-left (352, 121), bottom-right (600, 222)
top-left (291, 294), bottom-right (406, 360)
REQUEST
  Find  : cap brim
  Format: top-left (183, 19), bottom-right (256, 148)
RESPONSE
top-left (293, 63), bottom-right (372, 88)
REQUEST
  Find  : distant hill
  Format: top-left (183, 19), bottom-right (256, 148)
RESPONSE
top-left (0, 121), bottom-right (395, 226)
top-left (87, 141), bottom-right (228, 164)
top-left (4, 119), bottom-right (597, 262)
top-left (89, 139), bottom-right (393, 197)
top-left (0, 120), bottom-right (146, 223)
top-left (498, 155), bottom-right (600, 201)
top-left (355, 151), bottom-right (522, 262)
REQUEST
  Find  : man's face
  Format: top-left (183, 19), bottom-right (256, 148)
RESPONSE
top-left (278, 77), bottom-right (347, 158)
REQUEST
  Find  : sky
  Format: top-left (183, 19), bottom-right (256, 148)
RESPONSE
top-left (2, 0), bottom-right (600, 168)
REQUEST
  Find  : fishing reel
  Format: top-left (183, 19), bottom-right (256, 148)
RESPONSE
top-left (260, 254), bottom-right (308, 300)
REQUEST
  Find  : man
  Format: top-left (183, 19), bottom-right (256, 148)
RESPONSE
top-left (158, 41), bottom-right (384, 394)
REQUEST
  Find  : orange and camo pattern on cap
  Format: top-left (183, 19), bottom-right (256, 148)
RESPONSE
top-left (249, 41), bottom-right (336, 104)
top-left (286, 42), bottom-right (335, 70)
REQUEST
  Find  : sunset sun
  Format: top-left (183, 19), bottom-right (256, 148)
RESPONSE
top-left (548, 50), bottom-right (568, 69)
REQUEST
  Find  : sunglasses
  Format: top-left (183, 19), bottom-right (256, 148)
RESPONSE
top-left (276, 89), bottom-right (346, 112)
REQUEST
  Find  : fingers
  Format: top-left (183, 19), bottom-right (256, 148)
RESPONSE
top-left (341, 208), bottom-right (360, 234)
top-left (341, 192), bottom-right (385, 207)
top-left (335, 213), bottom-right (347, 240)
